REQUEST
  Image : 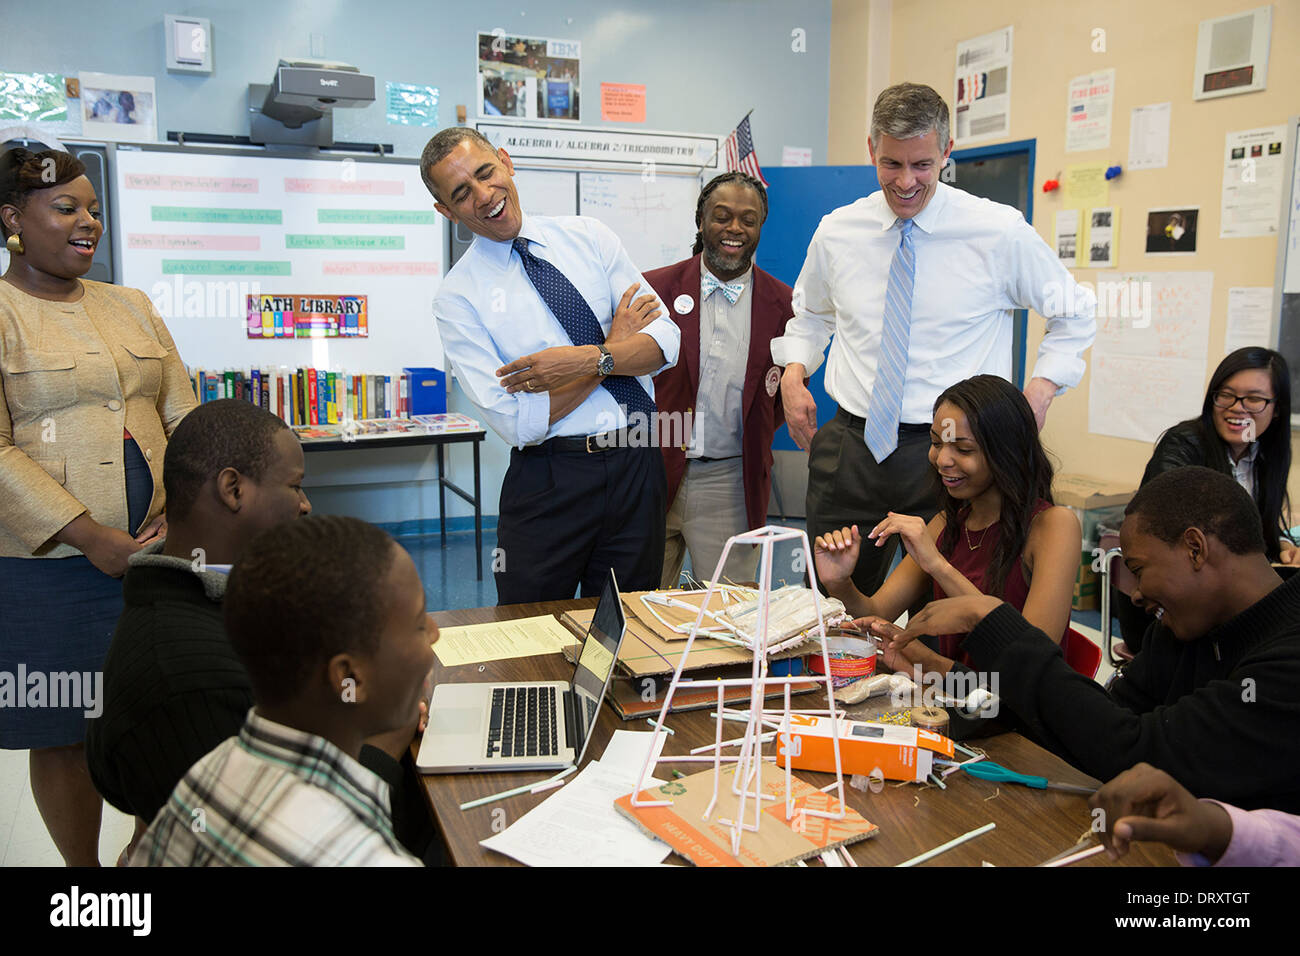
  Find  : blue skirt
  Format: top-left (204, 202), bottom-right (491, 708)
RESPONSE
top-left (0, 439), bottom-right (153, 749)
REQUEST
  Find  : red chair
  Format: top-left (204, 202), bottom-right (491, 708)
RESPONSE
top-left (1061, 627), bottom-right (1101, 680)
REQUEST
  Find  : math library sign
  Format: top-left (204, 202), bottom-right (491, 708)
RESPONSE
top-left (477, 122), bottom-right (720, 169)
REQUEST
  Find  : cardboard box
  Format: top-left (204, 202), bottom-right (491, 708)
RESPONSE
top-left (775, 713), bottom-right (954, 782)
top-left (1055, 473), bottom-right (1135, 550)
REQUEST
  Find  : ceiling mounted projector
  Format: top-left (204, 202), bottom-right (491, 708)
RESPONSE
top-left (249, 59), bottom-right (375, 146)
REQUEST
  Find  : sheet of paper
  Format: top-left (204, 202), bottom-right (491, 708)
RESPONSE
top-left (433, 615), bottom-right (575, 667)
top-left (599, 729), bottom-right (668, 783)
top-left (1063, 162), bottom-right (1108, 210)
top-left (1054, 209), bottom-right (1080, 266)
top-left (599, 82), bottom-right (645, 123)
top-left (1088, 271), bottom-right (1213, 442)
top-left (385, 81), bottom-right (439, 126)
top-left (1088, 207), bottom-right (1117, 268)
top-left (1220, 124), bottom-right (1288, 238)
top-left (1224, 286), bottom-right (1274, 353)
top-left (1128, 103), bottom-right (1170, 170)
top-left (1065, 68), bottom-right (1115, 153)
top-left (782, 145), bottom-right (812, 166)
top-left (953, 26), bottom-right (1012, 145)
top-left (578, 636), bottom-right (615, 682)
top-left (480, 760), bottom-right (671, 867)
top-left (0, 71), bottom-right (68, 122)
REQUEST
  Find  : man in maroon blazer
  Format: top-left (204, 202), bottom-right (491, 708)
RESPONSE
top-left (646, 172), bottom-right (793, 587)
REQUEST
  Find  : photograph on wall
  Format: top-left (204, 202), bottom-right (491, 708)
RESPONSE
top-left (1088, 207), bottom-right (1117, 267)
top-left (79, 71), bottom-right (156, 143)
top-left (1145, 206), bottom-right (1198, 255)
top-left (1054, 209), bottom-right (1080, 266)
top-left (477, 32), bottom-right (580, 122)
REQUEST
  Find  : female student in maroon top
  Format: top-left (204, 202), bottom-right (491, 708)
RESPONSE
top-left (814, 374), bottom-right (1081, 675)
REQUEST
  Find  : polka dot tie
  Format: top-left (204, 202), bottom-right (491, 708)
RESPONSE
top-left (512, 237), bottom-right (655, 421)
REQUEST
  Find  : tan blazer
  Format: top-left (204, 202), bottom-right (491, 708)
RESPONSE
top-left (0, 279), bottom-right (196, 558)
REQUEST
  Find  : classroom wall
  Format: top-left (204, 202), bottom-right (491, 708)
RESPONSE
top-left (1, 0), bottom-right (832, 525)
top-left (828, 0), bottom-right (1299, 513)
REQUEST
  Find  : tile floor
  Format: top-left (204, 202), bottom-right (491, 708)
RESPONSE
top-left (1, 523), bottom-right (1118, 865)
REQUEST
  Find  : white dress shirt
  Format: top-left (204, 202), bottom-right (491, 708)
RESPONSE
top-left (1229, 441), bottom-right (1259, 499)
top-left (434, 214), bottom-right (680, 448)
top-left (770, 182), bottom-right (1097, 423)
top-left (689, 263), bottom-right (751, 459)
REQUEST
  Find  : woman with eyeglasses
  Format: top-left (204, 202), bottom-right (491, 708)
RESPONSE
top-left (1114, 347), bottom-right (1296, 649)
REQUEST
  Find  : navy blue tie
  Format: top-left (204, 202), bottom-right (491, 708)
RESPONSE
top-left (512, 237), bottom-right (655, 421)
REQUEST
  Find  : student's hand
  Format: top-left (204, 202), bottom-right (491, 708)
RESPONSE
top-left (869, 512), bottom-right (942, 574)
top-left (1279, 542), bottom-right (1300, 566)
top-left (814, 525), bottom-right (861, 589)
top-left (1022, 377), bottom-right (1058, 431)
top-left (1090, 763), bottom-right (1234, 862)
top-left (889, 594), bottom-right (1002, 649)
top-left (134, 512), bottom-right (167, 545)
top-left (851, 616), bottom-right (909, 673)
top-left (498, 345), bottom-right (600, 394)
top-left (780, 364), bottom-right (817, 450)
top-left (607, 283), bottom-right (662, 343)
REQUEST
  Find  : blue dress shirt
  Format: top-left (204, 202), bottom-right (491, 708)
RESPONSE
top-left (434, 214), bottom-right (680, 448)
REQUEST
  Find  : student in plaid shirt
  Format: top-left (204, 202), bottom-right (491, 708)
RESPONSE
top-left (132, 516), bottom-right (435, 867)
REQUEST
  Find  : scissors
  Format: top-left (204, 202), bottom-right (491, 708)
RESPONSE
top-left (962, 760), bottom-right (1097, 795)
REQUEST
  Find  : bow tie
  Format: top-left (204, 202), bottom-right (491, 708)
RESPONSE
top-left (702, 272), bottom-right (745, 305)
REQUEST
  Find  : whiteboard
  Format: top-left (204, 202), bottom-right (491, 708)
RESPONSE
top-left (579, 171), bottom-right (702, 273)
top-left (513, 168), bottom-right (578, 217)
top-left (112, 145), bottom-right (443, 376)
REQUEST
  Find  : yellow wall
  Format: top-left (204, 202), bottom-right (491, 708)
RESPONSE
top-left (833, 0), bottom-right (1300, 516)
top-left (829, 0), bottom-right (872, 164)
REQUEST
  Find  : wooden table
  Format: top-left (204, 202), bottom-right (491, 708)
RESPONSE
top-left (419, 599), bottom-right (1175, 867)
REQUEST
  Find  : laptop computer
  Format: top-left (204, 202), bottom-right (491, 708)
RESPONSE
top-left (416, 569), bottom-right (627, 773)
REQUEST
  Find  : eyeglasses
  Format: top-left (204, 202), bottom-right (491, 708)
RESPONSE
top-left (1211, 389), bottom-right (1274, 413)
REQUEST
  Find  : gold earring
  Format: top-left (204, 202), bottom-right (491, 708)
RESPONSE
top-left (5, 233), bottom-right (23, 255)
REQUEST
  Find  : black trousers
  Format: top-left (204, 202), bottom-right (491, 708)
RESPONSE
top-left (495, 441), bottom-right (667, 605)
top-left (805, 408), bottom-right (941, 598)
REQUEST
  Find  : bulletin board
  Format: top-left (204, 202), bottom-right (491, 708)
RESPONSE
top-left (111, 144), bottom-right (443, 376)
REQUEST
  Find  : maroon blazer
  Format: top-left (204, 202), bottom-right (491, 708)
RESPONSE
top-left (646, 254), bottom-right (793, 531)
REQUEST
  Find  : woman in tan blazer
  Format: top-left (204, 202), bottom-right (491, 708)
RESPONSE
top-left (0, 148), bottom-right (195, 865)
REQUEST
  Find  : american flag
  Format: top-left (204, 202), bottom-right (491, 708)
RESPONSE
top-left (723, 114), bottom-right (769, 186)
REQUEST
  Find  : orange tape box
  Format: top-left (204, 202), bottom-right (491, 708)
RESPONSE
top-left (775, 713), bottom-right (954, 783)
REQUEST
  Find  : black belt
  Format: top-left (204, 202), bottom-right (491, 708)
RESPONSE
top-left (522, 428), bottom-right (636, 455)
top-left (690, 455), bottom-right (741, 463)
top-left (835, 407), bottom-right (929, 434)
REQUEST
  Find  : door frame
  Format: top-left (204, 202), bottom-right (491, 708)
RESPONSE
top-left (950, 138), bottom-right (1037, 387)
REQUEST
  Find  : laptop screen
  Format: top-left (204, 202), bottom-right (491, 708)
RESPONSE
top-left (569, 569), bottom-right (626, 760)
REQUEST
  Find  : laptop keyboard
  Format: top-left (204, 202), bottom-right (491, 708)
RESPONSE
top-left (487, 686), bottom-right (559, 759)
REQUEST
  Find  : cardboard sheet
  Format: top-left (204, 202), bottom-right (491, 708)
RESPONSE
top-left (615, 762), bottom-right (878, 867)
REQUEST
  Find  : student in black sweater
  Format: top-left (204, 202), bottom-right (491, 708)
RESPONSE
top-left (1113, 348), bottom-right (1296, 650)
top-left (86, 400), bottom-right (440, 863)
top-left (886, 466), bottom-right (1300, 814)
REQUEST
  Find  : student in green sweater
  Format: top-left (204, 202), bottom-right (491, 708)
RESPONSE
top-left (882, 465), bottom-right (1300, 813)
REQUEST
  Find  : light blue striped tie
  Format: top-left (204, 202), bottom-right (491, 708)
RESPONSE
top-left (862, 218), bottom-right (915, 462)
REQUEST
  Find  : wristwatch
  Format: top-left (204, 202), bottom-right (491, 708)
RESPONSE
top-left (595, 344), bottom-right (615, 376)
